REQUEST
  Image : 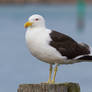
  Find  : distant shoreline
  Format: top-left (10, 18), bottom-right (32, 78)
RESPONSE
top-left (0, 0), bottom-right (92, 4)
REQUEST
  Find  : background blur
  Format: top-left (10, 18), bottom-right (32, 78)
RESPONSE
top-left (0, 0), bottom-right (92, 92)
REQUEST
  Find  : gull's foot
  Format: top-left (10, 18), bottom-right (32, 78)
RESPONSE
top-left (41, 80), bottom-right (55, 84)
top-left (51, 80), bottom-right (55, 84)
top-left (48, 80), bottom-right (53, 84)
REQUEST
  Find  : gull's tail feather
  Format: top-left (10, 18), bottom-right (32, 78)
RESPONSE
top-left (77, 55), bottom-right (92, 61)
top-left (76, 46), bottom-right (92, 61)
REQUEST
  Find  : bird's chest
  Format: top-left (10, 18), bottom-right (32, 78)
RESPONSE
top-left (25, 30), bottom-right (67, 64)
top-left (25, 30), bottom-right (51, 59)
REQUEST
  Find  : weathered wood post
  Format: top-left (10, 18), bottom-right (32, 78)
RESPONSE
top-left (18, 82), bottom-right (80, 92)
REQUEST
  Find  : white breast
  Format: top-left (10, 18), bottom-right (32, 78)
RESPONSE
top-left (25, 28), bottom-right (67, 64)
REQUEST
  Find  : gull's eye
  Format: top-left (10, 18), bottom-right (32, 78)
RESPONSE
top-left (35, 18), bottom-right (39, 21)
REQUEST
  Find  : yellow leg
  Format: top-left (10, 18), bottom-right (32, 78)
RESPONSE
top-left (48, 64), bottom-right (52, 83)
top-left (52, 64), bottom-right (58, 83)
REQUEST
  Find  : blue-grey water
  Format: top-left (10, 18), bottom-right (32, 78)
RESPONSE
top-left (0, 4), bottom-right (92, 92)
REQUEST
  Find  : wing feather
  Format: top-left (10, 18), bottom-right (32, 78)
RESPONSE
top-left (49, 30), bottom-right (90, 59)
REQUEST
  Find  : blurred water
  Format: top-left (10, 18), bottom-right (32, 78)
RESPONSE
top-left (0, 4), bottom-right (92, 92)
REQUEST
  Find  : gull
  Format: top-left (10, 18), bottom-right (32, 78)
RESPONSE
top-left (24, 14), bottom-right (92, 84)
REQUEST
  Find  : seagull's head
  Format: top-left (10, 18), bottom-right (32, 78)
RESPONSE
top-left (24, 14), bottom-right (45, 28)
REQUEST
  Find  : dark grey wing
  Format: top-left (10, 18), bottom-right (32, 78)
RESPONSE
top-left (49, 30), bottom-right (90, 59)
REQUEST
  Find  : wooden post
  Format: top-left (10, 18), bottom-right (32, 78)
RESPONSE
top-left (18, 82), bottom-right (80, 92)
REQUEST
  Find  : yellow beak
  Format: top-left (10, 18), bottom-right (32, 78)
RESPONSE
top-left (24, 22), bottom-right (33, 28)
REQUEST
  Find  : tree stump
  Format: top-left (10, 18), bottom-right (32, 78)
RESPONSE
top-left (18, 82), bottom-right (80, 92)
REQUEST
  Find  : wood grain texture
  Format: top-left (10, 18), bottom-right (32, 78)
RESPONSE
top-left (17, 82), bottom-right (80, 92)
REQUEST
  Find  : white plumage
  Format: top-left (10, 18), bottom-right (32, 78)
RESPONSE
top-left (25, 27), bottom-right (67, 64)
